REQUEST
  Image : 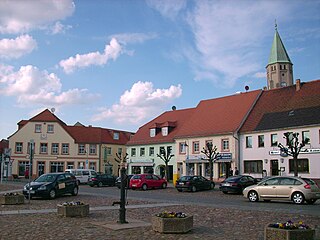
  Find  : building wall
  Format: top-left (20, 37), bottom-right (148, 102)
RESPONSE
top-left (100, 144), bottom-right (127, 176)
top-left (240, 126), bottom-right (320, 180)
top-left (8, 121), bottom-right (100, 178)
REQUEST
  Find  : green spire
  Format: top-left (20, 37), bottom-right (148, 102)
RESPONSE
top-left (268, 25), bottom-right (292, 65)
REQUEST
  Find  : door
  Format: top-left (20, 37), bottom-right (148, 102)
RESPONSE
top-left (270, 160), bottom-right (279, 176)
top-left (257, 178), bottom-right (279, 198)
top-left (37, 162), bottom-right (45, 177)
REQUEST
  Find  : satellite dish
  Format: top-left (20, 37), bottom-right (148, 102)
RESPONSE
top-left (172, 106), bottom-right (176, 111)
top-left (245, 86), bottom-right (249, 92)
top-left (51, 108), bottom-right (55, 113)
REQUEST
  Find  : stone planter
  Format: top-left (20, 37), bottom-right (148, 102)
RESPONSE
top-left (152, 215), bottom-right (193, 233)
top-left (57, 204), bottom-right (89, 217)
top-left (0, 194), bottom-right (24, 205)
top-left (264, 226), bottom-right (315, 240)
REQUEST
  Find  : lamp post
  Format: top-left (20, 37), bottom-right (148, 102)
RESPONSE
top-left (184, 141), bottom-right (189, 175)
top-left (28, 140), bottom-right (34, 204)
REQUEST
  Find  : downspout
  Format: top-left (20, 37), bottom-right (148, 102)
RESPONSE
top-left (233, 90), bottom-right (263, 173)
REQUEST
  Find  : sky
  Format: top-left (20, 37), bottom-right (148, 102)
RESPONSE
top-left (0, 0), bottom-right (319, 139)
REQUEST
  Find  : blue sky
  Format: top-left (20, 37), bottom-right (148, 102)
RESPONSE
top-left (0, 0), bottom-right (319, 139)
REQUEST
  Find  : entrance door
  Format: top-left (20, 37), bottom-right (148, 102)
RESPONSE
top-left (37, 162), bottom-right (45, 177)
top-left (270, 160), bottom-right (279, 176)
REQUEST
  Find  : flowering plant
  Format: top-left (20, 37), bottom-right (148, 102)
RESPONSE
top-left (155, 211), bottom-right (187, 218)
top-left (268, 220), bottom-right (310, 230)
top-left (60, 201), bottom-right (85, 206)
top-left (3, 192), bottom-right (20, 196)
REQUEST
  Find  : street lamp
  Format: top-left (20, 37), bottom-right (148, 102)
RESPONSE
top-left (184, 141), bottom-right (189, 175)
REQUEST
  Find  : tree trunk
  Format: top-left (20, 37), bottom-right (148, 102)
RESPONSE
top-left (209, 161), bottom-right (213, 181)
top-left (165, 163), bottom-right (170, 182)
top-left (293, 156), bottom-right (298, 177)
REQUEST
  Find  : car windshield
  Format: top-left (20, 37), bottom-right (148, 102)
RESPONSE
top-left (35, 174), bottom-right (57, 182)
top-left (179, 176), bottom-right (192, 181)
top-left (225, 176), bottom-right (239, 182)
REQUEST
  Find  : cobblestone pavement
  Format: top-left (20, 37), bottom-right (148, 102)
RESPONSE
top-left (1, 182), bottom-right (319, 240)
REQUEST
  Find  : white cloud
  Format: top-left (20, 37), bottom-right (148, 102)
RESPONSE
top-left (146, 0), bottom-right (187, 19)
top-left (0, 64), bottom-right (99, 106)
top-left (253, 72), bottom-right (266, 78)
top-left (49, 21), bottom-right (72, 35)
top-left (0, 0), bottom-right (75, 34)
top-left (0, 35), bottom-right (37, 59)
top-left (110, 32), bottom-right (157, 45)
top-left (59, 38), bottom-right (123, 74)
top-left (92, 81), bottom-right (182, 124)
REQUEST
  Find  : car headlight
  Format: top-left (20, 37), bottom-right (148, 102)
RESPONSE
top-left (23, 185), bottom-right (27, 190)
top-left (38, 185), bottom-right (47, 190)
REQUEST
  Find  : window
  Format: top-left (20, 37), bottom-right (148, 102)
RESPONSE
top-left (106, 147), bottom-right (112, 155)
top-left (162, 127), bottom-right (168, 136)
top-left (35, 124), bottom-right (42, 133)
top-left (40, 143), bottom-right (48, 154)
top-left (159, 146), bottom-right (165, 155)
top-left (47, 124), bottom-right (54, 133)
top-left (150, 128), bottom-right (156, 137)
top-left (78, 144), bottom-right (85, 154)
top-left (179, 142), bottom-right (187, 154)
top-left (52, 143), bottom-right (59, 154)
top-left (244, 160), bottom-right (263, 173)
top-left (140, 147), bottom-right (145, 156)
top-left (289, 158), bottom-right (309, 173)
top-left (89, 144), bottom-right (96, 155)
top-left (15, 142), bottom-right (23, 153)
top-left (222, 139), bottom-right (229, 151)
top-left (167, 146), bottom-right (172, 155)
top-left (258, 135), bottom-right (264, 148)
top-left (245, 136), bottom-right (252, 148)
top-left (118, 148), bottom-right (122, 155)
top-left (50, 162), bottom-right (64, 173)
top-left (113, 132), bottom-right (119, 140)
top-left (193, 141), bottom-right (200, 153)
top-left (149, 147), bottom-right (154, 156)
top-left (271, 134), bottom-right (278, 147)
top-left (302, 131), bottom-right (310, 144)
top-left (62, 143), bottom-right (69, 154)
top-left (131, 148), bottom-right (136, 157)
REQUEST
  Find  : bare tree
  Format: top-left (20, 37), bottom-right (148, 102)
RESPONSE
top-left (157, 147), bottom-right (174, 181)
top-left (278, 132), bottom-right (309, 177)
top-left (201, 142), bottom-right (220, 181)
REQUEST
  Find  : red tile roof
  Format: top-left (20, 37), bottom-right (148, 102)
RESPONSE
top-left (11, 109), bottom-right (133, 144)
top-left (175, 90), bottom-right (262, 138)
top-left (127, 108), bottom-right (195, 145)
top-left (240, 79), bottom-right (320, 133)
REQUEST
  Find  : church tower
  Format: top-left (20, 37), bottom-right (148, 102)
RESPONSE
top-left (266, 24), bottom-right (293, 89)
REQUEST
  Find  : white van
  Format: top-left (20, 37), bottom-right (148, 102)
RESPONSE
top-left (65, 169), bottom-right (97, 184)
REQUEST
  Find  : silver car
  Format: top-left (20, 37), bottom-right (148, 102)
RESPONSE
top-left (243, 176), bottom-right (320, 204)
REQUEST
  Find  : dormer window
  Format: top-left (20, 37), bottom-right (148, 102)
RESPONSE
top-left (162, 127), bottom-right (168, 136)
top-left (113, 132), bottom-right (119, 140)
top-left (150, 128), bottom-right (156, 137)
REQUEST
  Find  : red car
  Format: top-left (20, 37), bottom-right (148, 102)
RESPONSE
top-left (129, 174), bottom-right (167, 191)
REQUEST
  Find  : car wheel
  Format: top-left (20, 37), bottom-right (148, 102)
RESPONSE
top-left (49, 189), bottom-right (56, 199)
top-left (177, 189), bottom-right (182, 192)
top-left (162, 183), bottom-right (167, 189)
top-left (292, 192), bottom-right (305, 204)
top-left (222, 191), bottom-right (228, 194)
top-left (191, 186), bottom-right (197, 192)
top-left (248, 191), bottom-right (259, 202)
top-left (98, 182), bottom-right (103, 187)
top-left (210, 183), bottom-right (215, 189)
top-left (306, 199), bottom-right (316, 204)
top-left (71, 186), bottom-right (78, 196)
top-left (142, 184), bottom-right (148, 191)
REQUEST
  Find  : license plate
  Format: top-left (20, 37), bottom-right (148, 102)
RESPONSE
top-left (28, 190), bottom-right (35, 194)
top-left (132, 184), bottom-right (136, 187)
top-left (179, 182), bottom-right (184, 185)
top-left (223, 183), bottom-right (231, 186)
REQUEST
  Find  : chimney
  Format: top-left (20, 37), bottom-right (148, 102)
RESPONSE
top-left (296, 79), bottom-right (301, 91)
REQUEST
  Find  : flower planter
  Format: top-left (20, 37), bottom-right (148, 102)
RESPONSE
top-left (0, 194), bottom-right (24, 205)
top-left (264, 226), bottom-right (315, 240)
top-left (57, 204), bottom-right (89, 217)
top-left (152, 215), bottom-right (193, 233)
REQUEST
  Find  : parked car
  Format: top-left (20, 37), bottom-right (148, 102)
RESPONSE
top-left (219, 175), bottom-right (257, 194)
top-left (115, 174), bottom-right (134, 189)
top-left (88, 174), bottom-right (116, 187)
top-left (130, 174), bottom-right (167, 190)
top-left (175, 175), bottom-right (215, 192)
top-left (23, 172), bottom-right (78, 199)
top-left (65, 169), bottom-right (97, 185)
top-left (243, 176), bottom-right (320, 205)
